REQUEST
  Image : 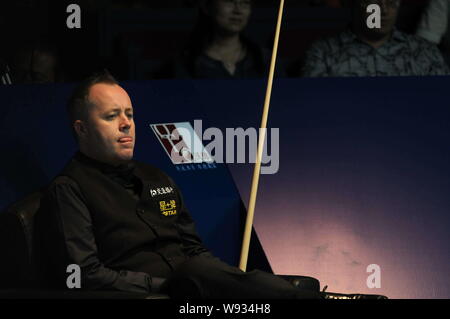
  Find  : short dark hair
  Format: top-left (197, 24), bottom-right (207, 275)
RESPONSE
top-left (67, 69), bottom-right (119, 140)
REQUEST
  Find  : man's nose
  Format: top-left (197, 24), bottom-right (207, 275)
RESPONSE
top-left (119, 114), bottom-right (132, 131)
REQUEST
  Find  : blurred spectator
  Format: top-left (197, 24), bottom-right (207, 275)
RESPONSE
top-left (416, 0), bottom-right (450, 66)
top-left (166, 0), bottom-right (269, 79)
top-left (0, 5), bottom-right (10, 85)
top-left (0, 59), bottom-right (12, 85)
top-left (309, 0), bottom-right (343, 7)
top-left (416, 0), bottom-right (448, 43)
top-left (302, 0), bottom-right (449, 77)
top-left (110, 0), bottom-right (192, 8)
top-left (8, 40), bottom-right (64, 84)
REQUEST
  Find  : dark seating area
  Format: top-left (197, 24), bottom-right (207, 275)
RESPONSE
top-left (0, 189), bottom-right (320, 298)
top-left (0, 0), bottom-right (431, 82)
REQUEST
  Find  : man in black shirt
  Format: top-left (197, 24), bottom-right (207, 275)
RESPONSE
top-left (35, 70), bottom-right (323, 298)
top-left (36, 70), bottom-right (385, 299)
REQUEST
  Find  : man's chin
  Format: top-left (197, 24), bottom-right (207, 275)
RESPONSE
top-left (116, 150), bottom-right (134, 163)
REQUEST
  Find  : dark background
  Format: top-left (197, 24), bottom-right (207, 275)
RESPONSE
top-left (0, 0), bottom-right (431, 81)
top-left (1, 76), bottom-right (449, 298)
top-left (1, 0), bottom-right (449, 299)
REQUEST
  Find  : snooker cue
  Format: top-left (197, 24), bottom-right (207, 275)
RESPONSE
top-left (239, 0), bottom-right (285, 272)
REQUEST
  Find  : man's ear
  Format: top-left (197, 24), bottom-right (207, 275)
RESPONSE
top-left (74, 120), bottom-right (88, 139)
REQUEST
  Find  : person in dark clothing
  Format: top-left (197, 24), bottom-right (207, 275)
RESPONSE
top-left (35, 70), bottom-right (386, 299)
top-left (168, 0), bottom-right (269, 79)
top-left (34, 70), bottom-right (317, 298)
top-left (0, 58), bottom-right (12, 85)
top-left (8, 40), bottom-right (63, 84)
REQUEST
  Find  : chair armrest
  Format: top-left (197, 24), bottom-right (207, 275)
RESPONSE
top-left (0, 289), bottom-right (170, 299)
top-left (277, 275), bottom-right (320, 292)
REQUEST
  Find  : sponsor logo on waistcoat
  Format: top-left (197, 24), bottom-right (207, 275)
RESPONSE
top-left (150, 186), bottom-right (174, 197)
top-left (159, 200), bottom-right (177, 216)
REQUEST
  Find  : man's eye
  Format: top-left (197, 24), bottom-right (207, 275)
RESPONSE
top-left (127, 113), bottom-right (134, 119)
top-left (106, 114), bottom-right (117, 120)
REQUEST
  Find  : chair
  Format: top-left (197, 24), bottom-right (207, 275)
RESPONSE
top-left (0, 190), bottom-right (165, 299)
top-left (0, 190), bottom-right (320, 299)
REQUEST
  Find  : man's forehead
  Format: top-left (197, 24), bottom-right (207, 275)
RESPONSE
top-left (88, 83), bottom-right (132, 111)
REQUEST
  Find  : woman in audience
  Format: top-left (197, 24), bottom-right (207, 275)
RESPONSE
top-left (169, 0), bottom-right (269, 79)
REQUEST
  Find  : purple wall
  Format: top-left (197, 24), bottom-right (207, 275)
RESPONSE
top-left (199, 77), bottom-right (450, 298)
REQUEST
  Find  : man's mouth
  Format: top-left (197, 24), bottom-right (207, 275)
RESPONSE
top-left (118, 137), bottom-right (133, 144)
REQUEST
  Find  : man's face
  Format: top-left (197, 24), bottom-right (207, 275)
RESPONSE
top-left (11, 49), bottom-right (57, 84)
top-left (355, 0), bottom-right (400, 40)
top-left (78, 83), bottom-right (136, 165)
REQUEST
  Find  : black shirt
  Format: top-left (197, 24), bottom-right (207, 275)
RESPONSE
top-left (36, 152), bottom-right (212, 293)
top-left (172, 43), bottom-right (274, 79)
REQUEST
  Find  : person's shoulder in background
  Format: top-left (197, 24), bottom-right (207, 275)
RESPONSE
top-left (401, 30), bottom-right (450, 75)
top-left (416, 0), bottom-right (449, 45)
top-left (0, 57), bottom-right (12, 85)
top-left (301, 30), bottom-right (353, 77)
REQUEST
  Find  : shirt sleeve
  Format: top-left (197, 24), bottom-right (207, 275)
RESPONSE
top-left (416, 0), bottom-right (448, 44)
top-left (38, 176), bottom-right (163, 293)
top-left (301, 40), bottom-right (330, 77)
top-left (416, 39), bottom-right (450, 75)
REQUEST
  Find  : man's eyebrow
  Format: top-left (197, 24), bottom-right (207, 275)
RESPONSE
top-left (104, 106), bottom-right (133, 113)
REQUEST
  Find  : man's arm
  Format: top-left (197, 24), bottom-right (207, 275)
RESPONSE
top-left (38, 176), bottom-right (162, 293)
top-left (301, 40), bottom-right (331, 78)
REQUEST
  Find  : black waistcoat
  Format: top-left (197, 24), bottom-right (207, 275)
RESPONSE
top-left (60, 154), bottom-right (189, 277)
